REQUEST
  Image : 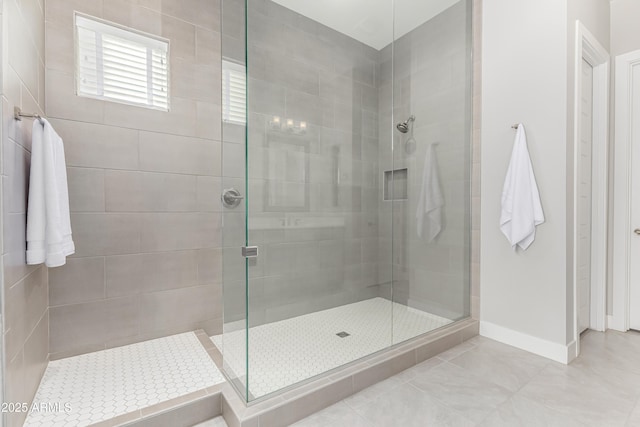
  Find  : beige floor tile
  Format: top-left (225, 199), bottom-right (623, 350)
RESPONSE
top-left (290, 401), bottom-right (356, 427)
top-left (294, 331), bottom-right (640, 427)
top-left (331, 411), bottom-right (376, 427)
top-left (518, 363), bottom-right (636, 426)
top-left (448, 339), bottom-right (550, 392)
top-left (353, 382), bottom-right (475, 427)
top-left (479, 394), bottom-right (584, 427)
top-left (569, 354), bottom-right (640, 403)
top-left (410, 361), bottom-right (512, 423)
top-left (626, 398), bottom-right (640, 427)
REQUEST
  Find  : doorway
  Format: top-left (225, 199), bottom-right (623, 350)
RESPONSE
top-left (613, 49), bottom-right (640, 332)
top-left (572, 21), bottom-right (609, 355)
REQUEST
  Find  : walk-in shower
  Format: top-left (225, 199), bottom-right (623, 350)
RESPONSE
top-left (217, 0), bottom-right (473, 402)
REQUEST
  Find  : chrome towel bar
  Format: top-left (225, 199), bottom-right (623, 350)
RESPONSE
top-left (14, 106), bottom-right (44, 124)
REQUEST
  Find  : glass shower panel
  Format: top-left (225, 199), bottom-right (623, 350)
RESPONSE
top-left (390, 0), bottom-right (473, 345)
top-left (220, 0), bottom-right (249, 402)
top-left (244, 0), bottom-right (393, 401)
top-left (219, 0), bottom-right (473, 403)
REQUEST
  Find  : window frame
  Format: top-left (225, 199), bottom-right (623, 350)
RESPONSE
top-left (74, 13), bottom-right (171, 111)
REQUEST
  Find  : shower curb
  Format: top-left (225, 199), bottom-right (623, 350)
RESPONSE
top-left (219, 318), bottom-right (479, 427)
top-left (86, 319), bottom-right (478, 427)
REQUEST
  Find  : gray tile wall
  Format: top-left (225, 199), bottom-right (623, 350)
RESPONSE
top-left (0, 0), bottom-right (478, 419)
top-left (1, 0), bottom-right (49, 425)
top-left (377, 1), bottom-right (473, 320)
top-left (221, 0), bottom-right (479, 327)
top-left (44, 0), bottom-right (224, 359)
top-left (222, 0), bottom-right (382, 326)
top-left (39, 0), bottom-right (480, 366)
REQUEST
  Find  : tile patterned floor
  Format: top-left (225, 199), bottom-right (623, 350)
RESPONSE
top-left (24, 332), bottom-right (226, 427)
top-left (293, 329), bottom-right (640, 427)
top-left (212, 297), bottom-right (453, 398)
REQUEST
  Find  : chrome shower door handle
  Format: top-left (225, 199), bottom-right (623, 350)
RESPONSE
top-left (222, 188), bottom-right (244, 208)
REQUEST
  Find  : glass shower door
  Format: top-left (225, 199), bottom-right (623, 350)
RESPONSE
top-left (242, 0), bottom-right (394, 401)
top-left (218, 0), bottom-right (473, 403)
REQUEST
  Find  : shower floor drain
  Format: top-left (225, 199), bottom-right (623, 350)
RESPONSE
top-left (336, 332), bottom-right (350, 338)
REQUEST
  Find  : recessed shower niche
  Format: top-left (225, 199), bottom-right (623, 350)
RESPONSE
top-left (384, 168), bottom-right (409, 201)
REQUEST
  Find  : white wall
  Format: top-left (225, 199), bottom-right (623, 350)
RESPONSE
top-left (610, 0), bottom-right (640, 57)
top-left (481, 0), bottom-right (610, 362)
top-left (481, 0), bottom-right (569, 355)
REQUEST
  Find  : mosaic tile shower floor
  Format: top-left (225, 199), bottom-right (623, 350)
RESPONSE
top-left (212, 297), bottom-right (454, 399)
top-left (24, 332), bottom-right (225, 427)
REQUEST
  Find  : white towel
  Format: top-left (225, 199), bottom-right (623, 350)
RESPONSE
top-left (416, 143), bottom-right (444, 241)
top-left (500, 124), bottom-right (544, 250)
top-left (26, 118), bottom-right (75, 267)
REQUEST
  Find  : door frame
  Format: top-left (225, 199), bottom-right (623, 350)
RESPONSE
top-left (611, 49), bottom-right (640, 332)
top-left (572, 21), bottom-right (609, 352)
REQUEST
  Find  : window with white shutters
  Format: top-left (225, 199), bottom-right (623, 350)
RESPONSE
top-left (75, 14), bottom-right (170, 111)
top-left (222, 60), bottom-right (247, 125)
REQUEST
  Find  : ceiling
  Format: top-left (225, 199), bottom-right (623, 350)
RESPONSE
top-left (271, 0), bottom-right (461, 50)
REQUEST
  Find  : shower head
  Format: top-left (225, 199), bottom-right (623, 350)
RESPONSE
top-left (397, 122), bottom-right (410, 133)
top-left (396, 115), bottom-right (415, 133)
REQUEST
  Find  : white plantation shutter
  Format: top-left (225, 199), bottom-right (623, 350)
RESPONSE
top-left (222, 60), bottom-right (247, 125)
top-left (75, 15), bottom-right (169, 111)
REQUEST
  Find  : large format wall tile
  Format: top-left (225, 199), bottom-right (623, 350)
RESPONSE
top-left (139, 132), bottom-right (221, 176)
top-left (46, 70), bottom-right (105, 123)
top-left (103, 0), bottom-right (162, 34)
top-left (376, 1), bottom-right (472, 320)
top-left (104, 170), bottom-right (198, 213)
top-left (7, 0), bottom-right (40, 100)
top-left (139, 213), bottom-right (221, 252)
top-left (45, 0), bottom-right (224, 357)
top-left (50, 119), bottom-right (140, 170)
top-left (42, 0), bottom-right (476, 367)
top-left (229, 1), bottom-right (383, 325)
top-left (71, 214), bottom-right (143, 256)
top-left (49, 296), bottom-right (140, 355)
top-left (45, 0), bottom-right (103, 28)
top-left (2, 0), bottom-right (49, 422)
top-left (22, 313), bottom-right (49, 407)
top-left (103, 96), bottom-right (198, 137)
top-left (49, 257), bottom-right (105, 306)
top-left (138, 285), bottom-right (222, 333)
top-left (105, 251), bottom-right (199, 297)
top-left (4, 268), bottom-right (48, 362)
top-left (67, 168), bottom-right (106, 212)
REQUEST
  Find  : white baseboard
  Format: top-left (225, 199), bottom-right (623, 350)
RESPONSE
top-left (480, 321), bottom-right (576, 364)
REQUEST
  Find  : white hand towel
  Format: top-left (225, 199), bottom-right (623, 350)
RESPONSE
top-left (26, 118), bottom-right (75, 267)
top-left (500, 124), bottom-right (544, 250)
top-left (416, 143), bottom-right (444, 241)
